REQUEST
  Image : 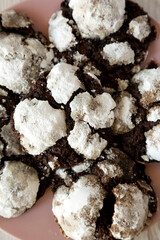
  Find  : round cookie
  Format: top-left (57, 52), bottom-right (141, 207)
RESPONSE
top-left (0, 161), bottom-right (39, 218)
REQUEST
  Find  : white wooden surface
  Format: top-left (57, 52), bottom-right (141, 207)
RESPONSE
top-left (0, 0), bottom-right (160, 240)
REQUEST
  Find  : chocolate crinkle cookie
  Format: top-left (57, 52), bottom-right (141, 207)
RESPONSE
top-left (51, 148), bottom-right (157, 240)
top-left (46, 0), bottom-right (158, 239)
top-left (0, 1), bottom-right (159, 240)
top-left (0, 10), bottom-right (54, 217)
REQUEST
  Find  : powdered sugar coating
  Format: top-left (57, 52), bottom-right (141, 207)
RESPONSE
top-left (145, 124), bottom-right (160, 161)
top-left (0, 88), bottom-right (8, 97)
top-left (47, 63), bottom-right (83, 104)
top-left (97, 161), bottom-right (123, 183)
top-left (70, 92), bottom-right (116, 129)
top-left (55, 169), bottom-right (68, 179)
top-left (48, 156), bottom-right (59, 171)
top-left (73, 52), bottom-right (88, 66)
top-left (52, 175), bottom-right (106, 240)
top-left (112, 92), bottom-right (137, 135)
top-left (55, 168), bottom-right (73, 187)
top-left (97, 161), bottom-right (121, 176)
top-left (117, 79), bottom-right (129, 91)
top-left (132, 68), bottom-right (160, 108)
top-left (69, 0), bottom-right (125, 39)
top-left (102, 42), bottom-right (135, 66)
top-left (1, 10), bottom-right (32, 29)
top-left (72, 161), bottom-right (92, 173)
top-left (84, 63), bottom-right (102, 86)
top-left (110, 184), bottom-right (149, 240)
top-left (147, 106), bottom-right (160, 122)
top-left (141, 155), bottom-right (150, 162)
top-left (68, 121), bottom-right (107, 160)
top-left (96, 147), bottom-right (135, 184)
top-left (83, 63), bottom-right (101, 78)
top-left (49, 11), bottom-right (77, 52)
top-left (13, 98), bottom-right (66, 155)
top-left (128, 15), bottom-right (151, 42)
top-left (0, 32), bottom-right (53, 94)
top-left (0, 161), bottom-right (39, 218)
top-left (132, 65), bottom-right (141, 74)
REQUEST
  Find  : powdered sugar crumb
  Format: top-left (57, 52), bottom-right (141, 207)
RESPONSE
top-left (132, 68), bottom-right (160, 109)
top-left (102, 42), bottom-right (135, 66)
top-left (112, 92), bottom-right (137, 135)
top-left (49, 10), bottom-right (77, 52)
top-left (128, 15), bottom-right (151, 42)
top-left (145, 124), bottom-right (160, 161)
top-left (68, 121), bottom-right (107, 160)
top-left (147, 105), bottom-right (160, 122)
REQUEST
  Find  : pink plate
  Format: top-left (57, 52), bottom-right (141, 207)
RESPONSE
top-left (0, 0), bottom-right (160, 239)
